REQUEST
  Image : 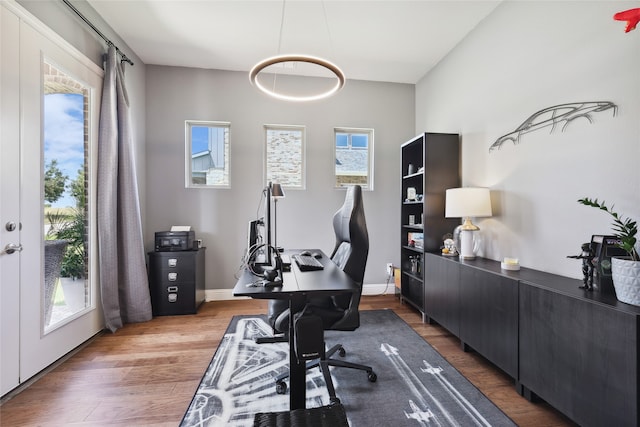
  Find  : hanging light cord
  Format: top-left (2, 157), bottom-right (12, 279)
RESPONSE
top-left (249, 0), bottom-right (345, 102)
top-left (270, 0), bottom-right (288, 92)
top-left (277, 0), bottom-right (287, 54)
top-left (321, 0), bottom-right (335, 55)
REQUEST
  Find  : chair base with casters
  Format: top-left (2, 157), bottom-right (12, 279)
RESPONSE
top-left (255, 299), bottom-right (289, 344)
top-left (254, 402), bottom-right (349, 427)
top-left (275, 341), bottom-right (377, 404)
top-left (255, 334), bottom-right (287, 344)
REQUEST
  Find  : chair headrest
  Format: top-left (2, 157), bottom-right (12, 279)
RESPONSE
top-left (331, 185), bottom-right (369, 285)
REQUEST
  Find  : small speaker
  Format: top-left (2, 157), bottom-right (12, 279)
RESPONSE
top-left (294, 311), bottom-right (325, 361)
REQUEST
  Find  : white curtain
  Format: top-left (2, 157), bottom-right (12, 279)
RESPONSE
top-left (97, 46), bottom-right (152, 332)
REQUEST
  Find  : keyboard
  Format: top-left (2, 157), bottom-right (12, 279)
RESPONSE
top-left (292, 254), bottom-right (324, 271)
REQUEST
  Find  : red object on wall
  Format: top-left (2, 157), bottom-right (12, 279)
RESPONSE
top-left (613, 8), bottom-right (640, 33)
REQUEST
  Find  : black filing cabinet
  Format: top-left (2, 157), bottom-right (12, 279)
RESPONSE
top-left (148, 248), bottom-right (205, 315)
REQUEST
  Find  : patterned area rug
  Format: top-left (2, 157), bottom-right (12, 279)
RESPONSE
top-left (180, 309), bottom-right (516, 427)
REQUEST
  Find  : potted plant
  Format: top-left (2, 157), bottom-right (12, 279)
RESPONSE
top-left (44, 166), bottom-right (87, 318)
top-left (578, 197), bottom-right (640, 306)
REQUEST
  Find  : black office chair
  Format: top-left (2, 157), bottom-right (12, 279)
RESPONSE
top-left (270, 185), bottom-right (376, 404)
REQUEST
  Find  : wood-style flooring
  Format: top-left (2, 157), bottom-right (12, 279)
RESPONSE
top-left (0, 295), bottom-right (575, 426)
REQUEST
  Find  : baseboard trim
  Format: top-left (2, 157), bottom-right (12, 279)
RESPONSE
top-left (205, 283), bottom-right (395, 302)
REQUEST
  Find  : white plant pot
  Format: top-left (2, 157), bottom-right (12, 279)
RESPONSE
top-left (44, 240), bottom-right (69, 325)
top-left (611, 257), bottom-right (640, 306)
top-left (60, 277), bottom-right (86, 313)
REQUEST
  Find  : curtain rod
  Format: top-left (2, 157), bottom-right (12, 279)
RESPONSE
top-left (61, 0), bottom-right (134, 66)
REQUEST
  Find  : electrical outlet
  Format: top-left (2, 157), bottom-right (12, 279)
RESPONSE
top-left (386, 263), bottom-right (394, 276)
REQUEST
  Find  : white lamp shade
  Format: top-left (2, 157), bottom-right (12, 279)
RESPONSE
top-left (445, 187), bottom-right (492, 218)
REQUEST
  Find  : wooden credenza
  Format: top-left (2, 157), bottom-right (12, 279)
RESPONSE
top-left (423, 253), bottom-right (639, 427)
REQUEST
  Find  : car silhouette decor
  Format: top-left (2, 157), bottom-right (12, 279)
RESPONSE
top-left (614, 8), bottom-right (640, 33)
top-left (489, 101), bottom-right (617, 152)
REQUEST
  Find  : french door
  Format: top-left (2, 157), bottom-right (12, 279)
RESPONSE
top-left (1, 2), bottom-right (103, 396)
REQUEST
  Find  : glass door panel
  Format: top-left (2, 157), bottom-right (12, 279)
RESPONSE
top-left (43, 61), bottom-right (90, 331)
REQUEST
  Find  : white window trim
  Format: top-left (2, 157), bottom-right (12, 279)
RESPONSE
top-left (334, 126), bottom-right (374, 191)
top-left (185, 120), bottom-right (231, 189)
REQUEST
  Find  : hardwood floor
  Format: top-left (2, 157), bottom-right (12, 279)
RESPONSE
top-left (1, 295), bottom-right (575, 426)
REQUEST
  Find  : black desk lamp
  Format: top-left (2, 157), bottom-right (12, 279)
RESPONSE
top-left (271, 183), bottom-right (285, 251)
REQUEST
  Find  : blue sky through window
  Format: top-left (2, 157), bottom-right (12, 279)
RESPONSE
top-left (351, 134), bottom-right (368, 148)
top-left (336, 134), bottom-right (348, 147)
top-left (191, 126), bottom-right (209, 154)
top-left (44, 93), bottom-right (84, 208)
top-left (336, 133), bottom-right (368, 149)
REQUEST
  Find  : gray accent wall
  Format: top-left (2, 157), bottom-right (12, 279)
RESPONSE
top-left (416, 0), bottom-right (640, 279)
top-left (145, 66), bottom-right (414, 289)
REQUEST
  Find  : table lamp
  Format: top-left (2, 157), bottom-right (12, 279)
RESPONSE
top-left (445, 187), bottom-right (492, 260)
top-left (271, 182), bottom-right (285, 251)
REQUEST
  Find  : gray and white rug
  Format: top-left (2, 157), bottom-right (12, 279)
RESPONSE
top-left (180, 309), bottom-right (516, 427)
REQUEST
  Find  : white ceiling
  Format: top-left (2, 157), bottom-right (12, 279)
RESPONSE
top-left (87, 0), bottom-right (501, 84)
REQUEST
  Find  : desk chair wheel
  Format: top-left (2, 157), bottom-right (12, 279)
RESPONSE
top-left (275, 380), bottom-right (287, 395)
top-left (367, 371), bottom-right (377, 382)
top-left (338, 347), bottom-right (346, 357)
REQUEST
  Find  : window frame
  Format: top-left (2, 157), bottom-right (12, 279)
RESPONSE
top-left (185, 120), bottom-right (231, 189)
top-left (264, 124), bottom-right (306, 190)
top-left (334, 127), bottom-right (374, 190)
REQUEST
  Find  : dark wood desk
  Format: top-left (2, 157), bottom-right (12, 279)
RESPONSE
top-left (233, 249), bottom-right (358, 410)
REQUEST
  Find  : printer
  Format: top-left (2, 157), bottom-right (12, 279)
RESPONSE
top-left (155, 227), bottom-right (197, 252)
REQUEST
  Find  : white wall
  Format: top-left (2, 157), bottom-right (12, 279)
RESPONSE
top-left (416, 1), bottom-right (640, 278)
top-left (145, 66), bottom-right (414, 289)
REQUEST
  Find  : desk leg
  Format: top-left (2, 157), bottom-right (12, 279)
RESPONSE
top-left (289, 295), bottom-right (306, 410)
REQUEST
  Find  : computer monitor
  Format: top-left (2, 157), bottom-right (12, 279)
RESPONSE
top-left (247, 183), bottom-right (273, 266)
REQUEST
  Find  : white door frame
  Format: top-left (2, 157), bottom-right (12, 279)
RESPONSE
top-left (1, 1), bottom-right (104, 396)
top-left (0, 3), bottom-right (23, 396)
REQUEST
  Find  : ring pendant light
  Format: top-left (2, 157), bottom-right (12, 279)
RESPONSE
top-left (249, 0), bottom-right (345, 102)
top-left (249, 54), bottom-right (345, 102)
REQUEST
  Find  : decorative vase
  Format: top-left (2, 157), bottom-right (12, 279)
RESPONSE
top-left (611, 257), bottom-right (640, 306)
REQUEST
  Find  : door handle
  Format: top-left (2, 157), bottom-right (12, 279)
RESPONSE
top-left (2, 243), bottom-right (23, 255)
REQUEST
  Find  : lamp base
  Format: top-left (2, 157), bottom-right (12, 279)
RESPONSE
top-left (458, 229), bottom-right (476, 260)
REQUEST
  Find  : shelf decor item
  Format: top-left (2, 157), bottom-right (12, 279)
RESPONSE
top-left (445, 187), bottom-right (493, 260)
top-left (501, 257), bottom-right (520, 271)
top-left (578, 197), bottom-right (640, 306)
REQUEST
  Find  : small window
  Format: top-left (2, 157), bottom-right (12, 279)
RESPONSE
top-left (185, 121), bottom-right (230, 188)
top-left (334, 127), bottom-right (374, 190)
top-left (264, 124), bottom-right (305, 189)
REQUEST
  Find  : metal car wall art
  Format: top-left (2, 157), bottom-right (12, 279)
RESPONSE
top-left (614, 8), bottom-right (640, 33)
top-left (489, 101), bottom-right (618, 152)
